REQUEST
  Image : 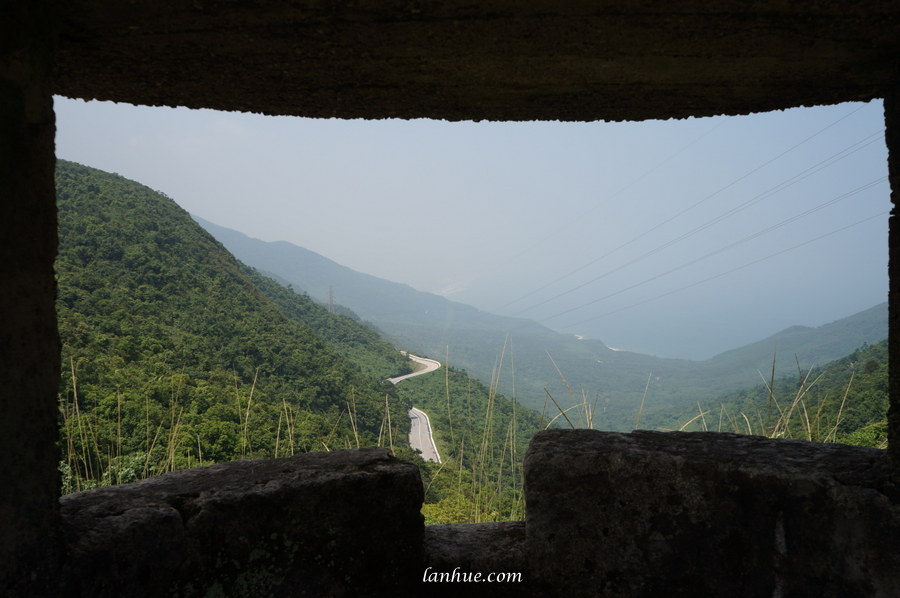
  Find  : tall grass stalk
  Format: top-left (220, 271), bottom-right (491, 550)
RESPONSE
top-left (445, 345), bottom-right (454, 446)
top-left (690, 353), bottom-right (860, 444)
top-left (825, 369), bottom-right (855, 443)
top-left (679, 407), bottom-right (712, 432)
top-left (385, 393), bottom-right (394, 453)
top-left (240, 367), bottom-right (260, 457)
top-left (635, 371), bottom-right (652, 429)
top-left (347, 387), bottom-right (360, 449)
top-left (543, 389), bottom-right (576, 429)
top-left (274, 408), bottom-right (284, 457)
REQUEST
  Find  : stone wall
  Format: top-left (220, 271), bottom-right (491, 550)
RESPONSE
top-left (0, 1), bottom-right (62, 594)
top-left (2, 2), bottom-right (899, 594)
top-left (52, 1), bottom-right (900, 121)
top-left (61, 448), bottom-right (424, 597)
top-left (886, 92), bottom-right (900, 475)
top-left (525, 430), bottom-right (900, 598)
top-left (54, 433), bottom-right (900, 597)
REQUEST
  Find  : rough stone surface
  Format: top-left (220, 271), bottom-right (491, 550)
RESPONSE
top-left (54, 1), bottom-right (900, 122)
top-left (60, 448), bottom-right (424, 597)
top-left (887, 91), bottom-right (900, 477)
top-left (525, 429), bottom-right (900, 598)
top-left (424, 522), bottom-right (528, 596)
top-left (0, 1), bottom-right (62, 595)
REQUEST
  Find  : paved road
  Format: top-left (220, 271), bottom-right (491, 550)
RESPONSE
top-left (387, 353), bottom-right (442, 463)
top-left (408, 406), bottom-right (441, 463)
top-left (387, 353), bottom-right (441, 384)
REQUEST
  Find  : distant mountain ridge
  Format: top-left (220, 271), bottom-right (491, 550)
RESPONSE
top-left (674, 339), bottom-right (889, 447)
top-left (195, 217), bottom-right (888, 430)
top-left (194, 216), bottom-right (527, 329)
top-left (656, 302), bottom-right (889, 414)
top-left (704, 302), bottom-right (887, 373)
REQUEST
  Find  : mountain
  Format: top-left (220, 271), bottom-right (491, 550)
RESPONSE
top-left (195, 220), bottom-right (888, 431)
top-left (687, 302), bottom-right (888, 393)
top-left (55, 160), bottom-right (416, 491)
top-left (194, 216), bottom-right (530, 329)
top-left (194, 216), bottom-right (654, 422)
top-left (673, 339), bottom-right (888, 448)
top-left (56, 160), bottom-right (547, 524)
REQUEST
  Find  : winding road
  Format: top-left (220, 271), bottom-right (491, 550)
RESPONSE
top-left (388, 353), bottom-right (442, 463)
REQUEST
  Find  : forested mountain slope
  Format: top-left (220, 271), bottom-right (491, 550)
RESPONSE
top-left (671, 339), bottom-right (888, 448)
top-left (55, 161), bottom-right (548, 525)
top-left (688, 302), bottom-right (886, 390)
top-left (55, 160), bottom-right (412, 491)
top-left (196, 218), bottom-right (888, 430)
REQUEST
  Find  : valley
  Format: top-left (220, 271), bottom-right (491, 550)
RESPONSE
top-left (54, 159), bottom-right (889, 527)
top-left (54, 160), bottom-right (546, 523)
top-left (196, 216), bottom-right (888, 432)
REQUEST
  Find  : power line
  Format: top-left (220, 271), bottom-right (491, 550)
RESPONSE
top-left (486, 120), bottom-right (725, 306)
top-left (535, 177), bottom-right (887, 324)
top-left (496, 103), bottom-right (872, 313)
top-left (556, 209), bottom-right (890, 330)
top-left (511, 129), bottom-right (884, 318)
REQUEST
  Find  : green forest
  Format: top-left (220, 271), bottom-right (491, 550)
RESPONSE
top-left (54, 160), bottom-right (548, 525)
top-left (199, 217), bottom-right (889, 432)
top-left (56, 160), bottom-right (414, 492)
top-left (671, 339), bottom-right (888, 448)
top-left (395, 351), bottom-right (547, 523)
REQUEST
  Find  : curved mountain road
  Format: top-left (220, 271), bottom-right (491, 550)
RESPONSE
top-left (388, 353), bottom-right (442, 463)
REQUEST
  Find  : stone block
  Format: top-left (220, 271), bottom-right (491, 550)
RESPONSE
top-left (424, 522), bottom-right (528, 596)
top-left (525, 429), bottom-right (900, 598)
top-left (0, 2), bottom-right (62, 594)
top-left (61, 448), bottom-right (423, 597)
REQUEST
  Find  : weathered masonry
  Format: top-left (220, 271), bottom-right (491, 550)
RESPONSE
top-left (3, 1), bottom-right (900, 596)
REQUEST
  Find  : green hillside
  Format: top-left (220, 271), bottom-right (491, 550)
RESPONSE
top-left (670, 339), bottom-right (888, 448)
top-left (397, 358), bottom-right (547, 523)
top-left (193, 218), bottom-right (691, 423)
top-left (689, 303), bottom-right (887, 389)
top-left (56, 160), bottom-right (413, 492)
top-left (196, 218), bottom-right (888, 430)
top-left (55, 160), bottom-right (548, 525)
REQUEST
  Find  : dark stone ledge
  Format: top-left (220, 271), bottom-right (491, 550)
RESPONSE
top-left (60, 448), bottom-right (423, 598)
top-left (525, 429), bottom-right (900, 598)
top-left (424, 522), bottom-right (528, 597)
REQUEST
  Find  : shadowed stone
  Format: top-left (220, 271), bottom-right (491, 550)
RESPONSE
top-left (424, 522), bottom-right (529, 596)
top-left (525, 429), bottom-right (900, 598)
top-left (54, 2), bottom-right (900, 121)
top-left (0, 1), bottom-right (62, 594)
top-left (61, 448), bottom-right (423, 598)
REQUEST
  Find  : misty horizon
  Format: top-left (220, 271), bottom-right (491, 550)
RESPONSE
top-left (55, 97), bottom-right (889, 360)
top-left (192, 213), bottom-right (887, 363)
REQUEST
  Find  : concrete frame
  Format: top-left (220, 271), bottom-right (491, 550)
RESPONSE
top-left (2, 1), bottom-right (899, 594)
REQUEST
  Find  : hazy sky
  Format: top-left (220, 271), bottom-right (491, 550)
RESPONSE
top-left (54, 97), bottom-right (890, 359)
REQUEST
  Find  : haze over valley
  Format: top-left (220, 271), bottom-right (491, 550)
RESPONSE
top-left (195, 215), bottom-right (888, 430)
top-left (55, 97), bottom-right (889, 361)
top-left (54, 157), bottom-right (889, 526)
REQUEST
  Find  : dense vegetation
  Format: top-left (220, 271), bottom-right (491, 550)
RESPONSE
top-left (394, 348), bottom-right (547, 523)
top-left (55, 160), bottom-right (553, 527)
top-left (55, 158), bottom-right (887, 531)
top-left (197, 218), bottom-right (888, 431)
top-left (672, 339), bottom-right (888, 448)
top-left (56, 161), bottom-right (413, 492)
